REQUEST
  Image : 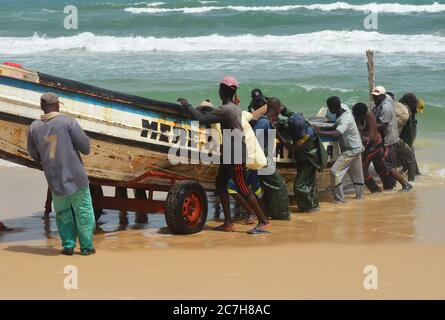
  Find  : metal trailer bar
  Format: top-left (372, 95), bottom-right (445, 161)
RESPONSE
top-left (89, 170), bottom-right (192, 215)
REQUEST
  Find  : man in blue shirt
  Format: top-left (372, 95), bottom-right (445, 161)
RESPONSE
top-left (254, 98), bottom-right (291, 221)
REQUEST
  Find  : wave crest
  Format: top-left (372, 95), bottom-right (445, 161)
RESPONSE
top-left (124, 2), bottom-right (445, 14)
top-left (2, 31), bottom-right (445, 55)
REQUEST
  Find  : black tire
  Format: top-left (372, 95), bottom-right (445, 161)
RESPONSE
top-left (165, 182), bottom-right (208, 235)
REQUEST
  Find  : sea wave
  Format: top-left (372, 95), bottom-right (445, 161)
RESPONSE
top-left (2, 31), bottom-right (445, 55)
top-left (124, 2), bottom-right (445, 14)
top-left (297, 83), bottom-right (355, 93)
top-left (144, 1), bottom-right (165, 6)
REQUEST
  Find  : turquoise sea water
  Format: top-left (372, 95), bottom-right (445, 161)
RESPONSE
top-left (0, 0), bottom-right (444, 137)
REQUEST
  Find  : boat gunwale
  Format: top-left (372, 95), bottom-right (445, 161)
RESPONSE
top-left (0, 69), bottom-right (190, 119)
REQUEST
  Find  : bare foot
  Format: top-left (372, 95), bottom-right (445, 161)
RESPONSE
top-left (242, 214), bottom-right (257, 225)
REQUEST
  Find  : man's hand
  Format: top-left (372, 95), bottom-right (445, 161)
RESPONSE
top-left (177, 98), bottom-right (190, 107)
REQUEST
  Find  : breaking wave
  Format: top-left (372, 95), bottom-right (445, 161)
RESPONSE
top-left (2, 31), bottom-right (445, 55)
top-left (124, 2), bottom-right (445, 14)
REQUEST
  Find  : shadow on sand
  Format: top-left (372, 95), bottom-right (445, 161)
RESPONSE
top-left (3, 245), bottom-right (60, 256)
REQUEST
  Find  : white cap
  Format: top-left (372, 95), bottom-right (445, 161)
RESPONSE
top-left (200, 100), bottom-right (214, 108)
top-left (372, 86), bottom-right (386, 96)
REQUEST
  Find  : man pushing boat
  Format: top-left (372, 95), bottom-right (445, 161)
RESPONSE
top-left (178, 76), bottom-right (272, 235)
top-left (27, 93), bottom-right (96, 255)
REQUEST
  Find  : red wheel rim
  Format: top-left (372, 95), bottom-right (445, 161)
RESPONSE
top-left (182, 192), bottom-right (202, 225)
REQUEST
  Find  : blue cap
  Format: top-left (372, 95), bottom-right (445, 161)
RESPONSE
top-left (289, 113), bottom-right (306, 139)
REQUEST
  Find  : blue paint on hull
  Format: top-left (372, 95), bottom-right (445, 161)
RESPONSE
top-left (0, 76), bottom-right (190, 126)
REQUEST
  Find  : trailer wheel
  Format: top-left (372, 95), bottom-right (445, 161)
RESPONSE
top-left (165, 182), bottom-right (208, 235)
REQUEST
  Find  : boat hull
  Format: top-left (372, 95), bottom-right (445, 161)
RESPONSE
top-left (0, 64), bottom-right (337, 192)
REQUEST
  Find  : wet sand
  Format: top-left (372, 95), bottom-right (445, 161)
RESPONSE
top-left (1, 150), bottom-right (445, 299)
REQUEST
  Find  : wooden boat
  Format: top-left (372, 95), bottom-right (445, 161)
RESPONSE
top-left (0, 62), bottom-right (339, 234)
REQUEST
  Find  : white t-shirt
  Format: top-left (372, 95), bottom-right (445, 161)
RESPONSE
top-left (335, 109), bottom-right (364, 155)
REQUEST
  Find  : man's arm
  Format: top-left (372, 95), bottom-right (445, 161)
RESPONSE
top-left (178, 98), bottom-right (227, 124)
top-left (375, 104), bottom-right (391, 131)
top-left (251, 104), bottom-right (268, 120)
top-left (70, 120), bottom-right (90, 155)
top-left (376, 122), bottom-right (388, 131)
top-left (315, 126), bottom-right (341, 138)
top-left (27, 128), bottom-right (41, 163)
top-left (276, 130), bottom-right (293, 150)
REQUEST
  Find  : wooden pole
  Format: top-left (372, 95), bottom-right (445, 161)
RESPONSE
top-left (366, 49), bottom-right (375, 108)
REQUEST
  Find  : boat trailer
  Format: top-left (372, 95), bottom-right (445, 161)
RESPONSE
top-left (45, 171), bottom-right (209, 235)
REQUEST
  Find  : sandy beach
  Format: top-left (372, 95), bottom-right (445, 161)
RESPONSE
top-left (2, 0), bottom-right (445, 303)
top-left (2, 140), bottom-right (445, 299)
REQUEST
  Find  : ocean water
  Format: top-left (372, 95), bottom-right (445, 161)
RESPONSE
top-left (0, 0), bottom-right (444, 139)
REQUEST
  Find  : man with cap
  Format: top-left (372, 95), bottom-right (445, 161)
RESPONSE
top-left (315, 97), bottom-right (365, 203)
top-left (178, 76), bottom-right (271, 234)
top-left (248, 88), bottom-right (293, 118)
top-left (371, 86), bottom-right (412, 191)
top-left (27, 92), bottom-right (96, 255)
top-left (248, 89), bottom-right (267, 113)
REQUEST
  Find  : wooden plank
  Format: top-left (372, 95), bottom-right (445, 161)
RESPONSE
top-left (366, 49), bottom-right (376, 108)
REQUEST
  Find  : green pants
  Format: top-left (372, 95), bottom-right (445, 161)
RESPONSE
top-left (294, 164), bottom-right (319, 211)
top-left (260, 170), bottom-right (291, 220)
top-left (52, 187), bottom-right (96, 251)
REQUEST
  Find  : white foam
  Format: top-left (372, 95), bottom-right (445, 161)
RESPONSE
top-left (41, 9), bottom-right (57, 13)
top-left (297, 83), bottom-right (354, 93)
top-left (125, 5), bottom-right (221, 14)
top-left (145, 1), bottom-right (165, 6)
top-left (436, 169), bottom-right (445, 178)
top-left (2, 31), bottom-right (445, 55)
top-left (124, 2), bottom-right (445, 14)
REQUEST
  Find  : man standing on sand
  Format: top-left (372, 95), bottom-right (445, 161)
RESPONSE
top-left (27, 93), bottom-right (96, 255)
top-left (388, 92), bottom-right (417, 182)
top-left (315, 96), bottom-right (365, 203)
top-left (253, 98), bottom-right (290, 220)
top-left (178, 76), bottom-right (271, 234)
top-left (372, 86), bottom-right (412, 191)
top-left (352, 102), bottom-right (384, 193)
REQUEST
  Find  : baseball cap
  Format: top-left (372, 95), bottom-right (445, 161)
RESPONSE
top-left (220, 76), bottom-right (239, 89)
top-left (200, 100), bottom-right (214, 108)
top-left (251, 88), bottom-right (263, 98)
top-left (41, 92), bottom-right (63, 105)
top-left (372, 86), bottom-right (386, 96)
